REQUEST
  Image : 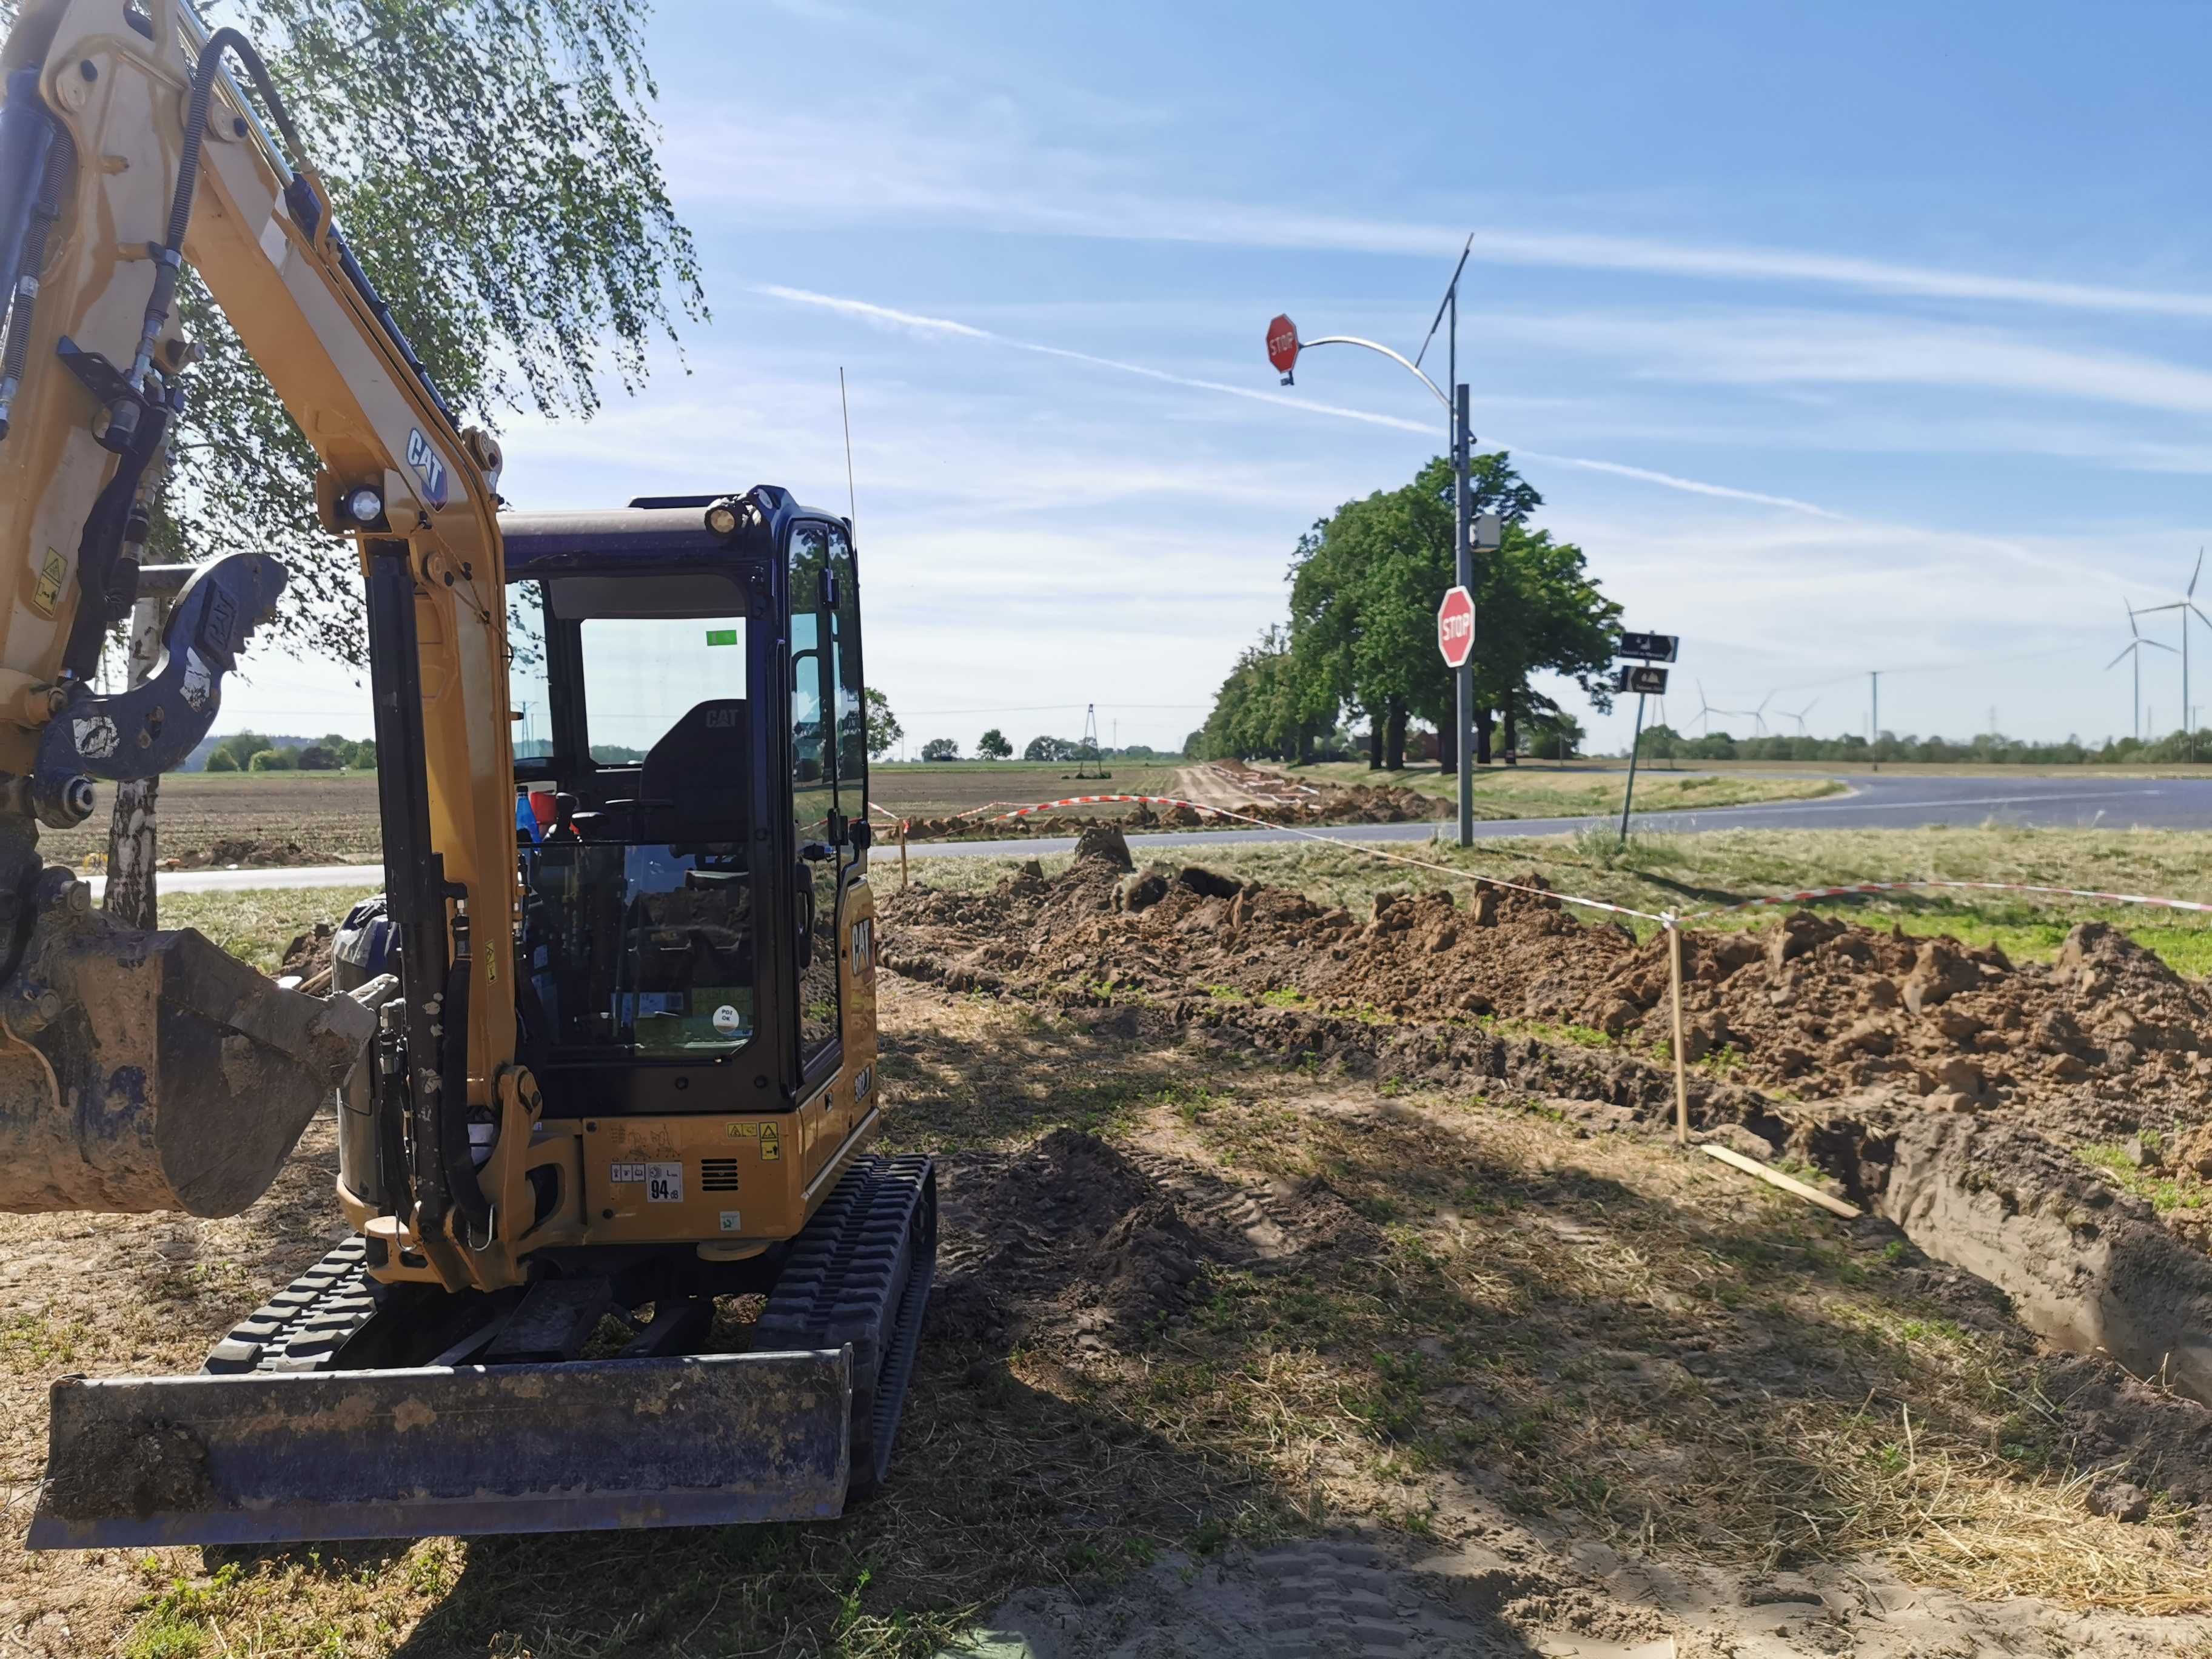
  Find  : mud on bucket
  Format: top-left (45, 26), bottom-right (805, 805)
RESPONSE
top-left (0, 876), bottom-right (374, 1216)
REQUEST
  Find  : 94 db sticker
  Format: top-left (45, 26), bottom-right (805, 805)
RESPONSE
top-left (611, 1161), bottom-right (684, 1202)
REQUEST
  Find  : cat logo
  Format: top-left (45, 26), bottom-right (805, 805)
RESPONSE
top-left (404, 427), bottom-right (448, 509)
top-left (706, 706), bottom-right (739, 729)
top-left (850, 917), bottom-right (874, 974)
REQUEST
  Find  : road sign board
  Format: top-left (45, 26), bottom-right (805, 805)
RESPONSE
top-left (1614, 665), bottom-right (1669, 695)
top-left (1266, 313), bottom-right (1299, 379)
top-left (1437, 585), bottom-right (1476, 669)
top-left (1617, 631), bottom-right (1678, 663)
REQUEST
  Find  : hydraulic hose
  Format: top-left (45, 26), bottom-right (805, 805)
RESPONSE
top-left (126, 29), bottom-right (307, 394)
top-left (0, 117), bottom-right (69, 439)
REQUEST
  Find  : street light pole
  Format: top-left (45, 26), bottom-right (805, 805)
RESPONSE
top-left (1277, 240), bottom-right (1480, 846)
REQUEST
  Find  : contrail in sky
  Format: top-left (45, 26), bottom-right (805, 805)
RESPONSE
top-left (760, 284), bottom-right (1845, 516)
top-left (758, 283), bottom-right (2134, 595)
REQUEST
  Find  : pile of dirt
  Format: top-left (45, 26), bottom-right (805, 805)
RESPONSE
top-left (882, 856), bottom-right (2212, 1239)
top-left (161, 836), bottom-right (324, 870)
top-left (276, 922), bottom-right (335, 988)
top-left (887, 857), bottom-right (2212, 1147)
top-left (897, 785), bottom-right (1446, 842)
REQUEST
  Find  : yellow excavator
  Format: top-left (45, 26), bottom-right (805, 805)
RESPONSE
top-left (0, 0), bottom-right (931, 1545)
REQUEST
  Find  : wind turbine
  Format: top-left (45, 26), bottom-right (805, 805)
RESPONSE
top-left (2108, 600), bottom-right (2176, 742)
top-left (1693, 680), bottom-right (1722, 735)
top-left (1748, 692), bottom-right (1775, 737)
top-left (2136, 549), bottom-right (2212, 748)
top-left (1783, 697), bottom-right (1821, 736)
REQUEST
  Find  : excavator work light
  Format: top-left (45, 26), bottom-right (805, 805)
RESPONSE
top-left (704, 498), bottom-right (740, 537)
top-left (344, 485), bottom-right (383, 524)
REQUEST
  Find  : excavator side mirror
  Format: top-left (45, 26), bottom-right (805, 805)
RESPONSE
top-left (849, 819), bottom-right (872, 853)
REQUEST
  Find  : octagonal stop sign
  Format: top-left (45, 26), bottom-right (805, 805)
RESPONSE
top-left (1266, 313), bottom-right (1299, 379)
top-left (1436, 585), bottom-right (1475, 669)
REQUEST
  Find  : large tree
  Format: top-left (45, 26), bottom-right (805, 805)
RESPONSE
top-left (1276, 452), bottom-right (1615, 770)
top-left (167, 0), bottom-right (705, 654)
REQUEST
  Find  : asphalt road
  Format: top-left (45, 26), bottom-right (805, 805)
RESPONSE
top-left (99, 773), bottom-right (2212, 896)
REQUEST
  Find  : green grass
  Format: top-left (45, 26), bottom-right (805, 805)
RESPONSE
top-left (161, 886), bottom-right (378, 974)
top-left (2078, 1142), bottom-right (2212, 1213)
top-left (1282, 759), bottom-right (1842, 819)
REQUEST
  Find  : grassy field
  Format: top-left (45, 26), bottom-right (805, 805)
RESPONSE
top-left (1279, 758), bottom-right (1845, 817)
top-left (916, 822), bottom-right (2212, 974)
top-left (163, 886), bottom-right (381, 973)
top-left (42, 772), bottom-right (381, 868)
top-left (869, 760), bottom-right (1183, 819)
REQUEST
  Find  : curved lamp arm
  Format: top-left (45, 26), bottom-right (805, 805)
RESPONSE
top-left (1296, 335), bottom-right (1450, 410)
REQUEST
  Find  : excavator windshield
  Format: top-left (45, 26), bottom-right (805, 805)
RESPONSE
top-left (511, 565), bottom-right (759, 1073)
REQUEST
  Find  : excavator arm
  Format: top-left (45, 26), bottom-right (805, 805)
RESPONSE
top-left (0, 0), bottom-right (520, 1249)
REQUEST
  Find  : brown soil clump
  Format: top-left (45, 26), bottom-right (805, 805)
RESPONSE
top-left (277, 920), bottom-right (335, 986)
top-left (899, 781), bottom-right (1446, 842)
top-left (162, 835), bottom-right (323, 870)
top-left (880, 863), bottom-right (2212, 1249)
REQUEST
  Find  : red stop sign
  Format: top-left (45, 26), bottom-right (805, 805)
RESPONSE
top-left (1437, 585), bottom-right (1476, 669)
top-left (1265, 313), bottom-right (1299, 376)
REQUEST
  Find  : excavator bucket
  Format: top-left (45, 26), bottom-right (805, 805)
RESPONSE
top-left (0, 869), bottom-right (375, 1216)
top-left (28, 1349), bottom-right (854, 1546)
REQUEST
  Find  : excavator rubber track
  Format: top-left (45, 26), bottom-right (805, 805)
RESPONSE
top-left (203, 1236), bottom-right (382, 1373)
top-left (28, 1156), bottom-right (937, 1547)
top-left (756, 1154), bottom-right (937, 1496)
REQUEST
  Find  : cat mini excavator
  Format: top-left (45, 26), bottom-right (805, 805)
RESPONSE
top-left (0, 1), bottom-right (934, 1546)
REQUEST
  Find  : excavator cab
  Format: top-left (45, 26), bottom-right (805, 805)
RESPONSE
top-left (498, 490), bottom-right (863, 1124)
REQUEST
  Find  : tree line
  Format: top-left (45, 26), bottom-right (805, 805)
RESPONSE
top-left (1644, 726), bottom-right (2212, 765)
top-left (1190, 454), bottom-right (1619, 769)
top-left (201, 731), bottom-right (377, 773)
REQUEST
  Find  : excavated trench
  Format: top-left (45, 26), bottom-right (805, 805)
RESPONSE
top-left (880, 834), bottom-right (2212, 1407)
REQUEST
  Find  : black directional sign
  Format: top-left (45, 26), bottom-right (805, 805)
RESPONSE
top-left (1616, 631), bottom-right (1678, 663)
top-left (1614, 665), bottom-right (1669, 695)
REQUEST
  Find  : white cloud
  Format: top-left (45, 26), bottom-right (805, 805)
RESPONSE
top-left (665, 104), bottom-right (2212, 324)
top-left (1486, 309), bottom-right (2212, 419)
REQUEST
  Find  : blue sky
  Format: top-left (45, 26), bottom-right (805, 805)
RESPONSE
top-left (223, 0), bottom-right (2212, 756)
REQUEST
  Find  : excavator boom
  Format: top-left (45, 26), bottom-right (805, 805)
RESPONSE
top-left (0, 0), bottom-right (512, 1219)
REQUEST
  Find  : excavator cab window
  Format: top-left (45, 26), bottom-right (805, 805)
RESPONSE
top-left (509, 569), bottom-right (760, 1084)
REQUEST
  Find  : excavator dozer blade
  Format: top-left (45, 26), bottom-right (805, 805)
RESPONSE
top-left (28, 1349), bottom-right (853, 1547)
top-left (0, 870), bottom-right (375, 1216)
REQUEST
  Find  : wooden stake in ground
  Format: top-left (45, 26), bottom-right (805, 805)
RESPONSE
top-left (899, 817), bottom-right (909, 892)
top-left (1701, 1142), bottom-right (1862, 1219)
top-left (1667, 917), bottom-right (1689, 1146)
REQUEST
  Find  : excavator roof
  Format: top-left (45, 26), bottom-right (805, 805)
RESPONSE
top-left (500, 488), bottom-right (848, 580)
